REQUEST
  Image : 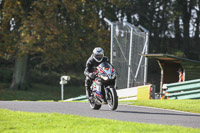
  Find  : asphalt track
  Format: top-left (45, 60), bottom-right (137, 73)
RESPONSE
top-left (0, 101), bottom-right (200, 128)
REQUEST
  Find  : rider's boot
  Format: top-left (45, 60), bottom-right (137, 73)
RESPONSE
top-left (85, 86), bottom-right (92, 99)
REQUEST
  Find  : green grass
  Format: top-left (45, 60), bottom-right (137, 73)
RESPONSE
top-left (120, 100), bottom-right (200, 113)
top-left (0, 109), bottom-right (199, 133)
top-left (0, 83), bottom-right (85, 101)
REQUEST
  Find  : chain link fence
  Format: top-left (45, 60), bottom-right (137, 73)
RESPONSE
top-left (105, 19), bottom-right (149, 89)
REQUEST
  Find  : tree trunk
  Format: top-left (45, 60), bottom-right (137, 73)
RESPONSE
top-left (182, 0), bottom-right (190, 56)
top-left (10, 54), bottom-right (28, 90)
top-left (174, 16), bottom-right (181, 49)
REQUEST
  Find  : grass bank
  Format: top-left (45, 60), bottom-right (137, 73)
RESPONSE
top-left (120, 100), bottom-right (200, 113)
top-left (0, 83), bottom-right (85, 101)
top-left (0, 109), bottom-right (199, 133)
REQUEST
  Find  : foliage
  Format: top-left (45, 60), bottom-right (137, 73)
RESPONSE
top-left (0, 67), bottom-right (13, 82)
top-left (30, 69), bottom-right (85, 86)
top-left (0, 0), bottom-right (200, 88)
top-left (1, 0), bottom-right (111, 70)
top-left (0, 109), bottom-right (200, 133)
top-left (0, 83), bottom-right (84, 101)
top-left (111, 0), bottom-right (200, 60)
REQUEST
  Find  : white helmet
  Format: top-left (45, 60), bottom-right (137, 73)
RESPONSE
top-left (92, 47), bottom-right (104, 62)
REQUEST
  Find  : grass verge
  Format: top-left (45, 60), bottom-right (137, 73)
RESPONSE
top-left (0, 109), bottom-right (199, 133)
top-left (120, 100), bottom-right (200, 113)
top-left (0, 83), bottom-right (85, 101)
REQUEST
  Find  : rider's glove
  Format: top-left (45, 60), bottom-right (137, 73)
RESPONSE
top-left (89, 73), bottom-right (96, 79)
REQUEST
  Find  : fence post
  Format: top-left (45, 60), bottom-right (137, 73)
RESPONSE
top-left (124, 22), bottom-right (134, 88)
top-left (135, 25), bottom-right (149, 85)
top-left (104, 18), bottom-right (114, 64)
top-left (144, 32), bottom-right (149, 85)
top-left (59, 76), bottom-right (70, 100)
top-left (61, 84), bottom-right (64, 100)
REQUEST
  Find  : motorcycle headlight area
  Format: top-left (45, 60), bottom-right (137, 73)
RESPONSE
top-left (100, 75), bottom-right (108, 80)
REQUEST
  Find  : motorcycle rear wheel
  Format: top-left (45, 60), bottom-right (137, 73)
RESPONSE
top-left (107, 88), bottom-right (118, 110)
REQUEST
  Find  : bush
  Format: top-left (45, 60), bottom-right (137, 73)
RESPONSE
top-left (30, 69), bottom-right (85, 86)
top-left (0, 67), bottom-right (13, 83)
top-left (0, 65), bottom-right (85, 86)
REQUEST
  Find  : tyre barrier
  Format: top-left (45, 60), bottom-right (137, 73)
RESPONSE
top-left (165, 79), bottom-right (200, 99)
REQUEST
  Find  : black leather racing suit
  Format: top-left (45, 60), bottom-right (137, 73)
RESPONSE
top-left (84, 56), bottom-right (109, 88)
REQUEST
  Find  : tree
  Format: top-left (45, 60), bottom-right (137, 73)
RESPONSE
top-left (1, 0), bottom-right (200, 90)
top-left (0, 0), bottom-right (29, 89)
top-left (1, 0), bottom-right (113, 89)
top-left (110, 0), bottom-right (200, 59)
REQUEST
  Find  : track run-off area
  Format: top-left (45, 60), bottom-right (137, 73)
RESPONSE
top-left (0, 101), bottom-right (200, 129)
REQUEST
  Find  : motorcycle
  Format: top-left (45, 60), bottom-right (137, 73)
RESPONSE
top-left (88, 62), bottom-right (118, 110)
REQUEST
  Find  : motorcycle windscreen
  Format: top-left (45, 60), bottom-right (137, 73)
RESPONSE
top-left (98, 62), bottom-right (110, 69)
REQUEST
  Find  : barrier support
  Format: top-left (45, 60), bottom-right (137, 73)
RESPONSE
top-left (59, 76), bottom-right (70, 100)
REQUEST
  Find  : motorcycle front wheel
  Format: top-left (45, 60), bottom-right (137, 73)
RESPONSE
top-left (107, 87), bottom-right (118, 110)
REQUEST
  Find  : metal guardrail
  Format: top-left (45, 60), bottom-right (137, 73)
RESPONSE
top-left (166, 79), bottom-right (200, 99)
top-left (65, 95), bottom-right (87, 101)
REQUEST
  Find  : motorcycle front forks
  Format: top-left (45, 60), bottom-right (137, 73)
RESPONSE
top-left (104, 86), bottom-right (110, 101)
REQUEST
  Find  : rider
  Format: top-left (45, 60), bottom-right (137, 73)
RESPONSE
top-left (84, 47), bottom-right (109, 99)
